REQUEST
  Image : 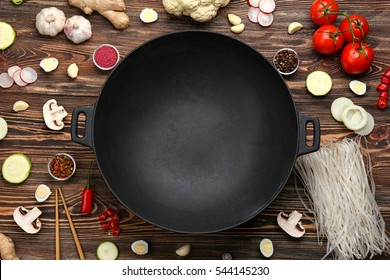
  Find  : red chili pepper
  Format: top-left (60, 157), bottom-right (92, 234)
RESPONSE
top-left (98, 211), bottom-right (108, 222)
top-left (80, 161), bottom-right (94, 214)
top-left (377, 97), bottom-right (387, 110)
top-left (379, 91), bottom-right (389, 100)
top-left (108, 221), bottom-right (118, 229)
top-left (376, 83), bottom-right (389, 92)
top-left (381, 76), bottom-right (390, 85)
top-left (383, 68), bottom-right (390, 79)
top-left (112, 227), bottom-right (121, 236)
top-left (106, 209), bottom-right (115, 217)
top-left (111, 212), bottom-right (120, 223)
top-left (101, 222), bottom-right (110, 231)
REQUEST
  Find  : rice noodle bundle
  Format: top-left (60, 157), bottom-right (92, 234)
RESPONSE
top-left (294, 137), bottom-right (390, 259)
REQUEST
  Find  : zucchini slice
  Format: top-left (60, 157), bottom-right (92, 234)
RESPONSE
top-left (97, 241), bottom-right (119, 260)
top-left (0, 22), bottom-right (16, 50)
top-left (306, 70), bottom-right (332, 96)
top-left (2, 154), bottom-right (31, 184)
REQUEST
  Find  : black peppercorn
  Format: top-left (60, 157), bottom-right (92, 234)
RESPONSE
top-left (274, 49), bottom-right (299, 74)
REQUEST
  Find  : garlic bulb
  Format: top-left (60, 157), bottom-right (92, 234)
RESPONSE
top-left (36, 7), bottom-right (66, 37)
top-left (64, 15), bottom-right (92, 44)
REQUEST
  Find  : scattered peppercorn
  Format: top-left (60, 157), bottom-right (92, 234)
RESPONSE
top-left (274, 49), bottom-right (299, 74)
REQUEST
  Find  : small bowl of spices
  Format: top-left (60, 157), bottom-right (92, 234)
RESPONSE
top-left (273, 48), bottom-right (299, 75)
top-left (93, 44), bottom-right (120, 71)
top-left (48, 153), bottom-right (76, 181)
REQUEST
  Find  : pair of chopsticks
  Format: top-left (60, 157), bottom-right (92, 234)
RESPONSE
top-left (55, 187), bottom-right (85, 260)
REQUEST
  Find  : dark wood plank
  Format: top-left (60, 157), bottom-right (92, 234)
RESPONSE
top-left (1, 0), bottom-right (389, 260)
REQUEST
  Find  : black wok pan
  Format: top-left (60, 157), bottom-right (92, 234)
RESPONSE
top-left (72, 31), bottom-right (320, 233)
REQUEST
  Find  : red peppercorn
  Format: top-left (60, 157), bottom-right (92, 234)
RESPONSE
top-left (377, 97), bottom-right (387, 110)
top-left (376, 83), bottom-right (389, 92)
top-left (379, 91), bottom-right (389, 100)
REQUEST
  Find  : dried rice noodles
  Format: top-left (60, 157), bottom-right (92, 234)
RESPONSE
top-left (294, 137), bottom-right (390, 259)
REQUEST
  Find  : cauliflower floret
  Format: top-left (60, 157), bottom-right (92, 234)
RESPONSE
top-left (163, 0), bottom-right (230, 22)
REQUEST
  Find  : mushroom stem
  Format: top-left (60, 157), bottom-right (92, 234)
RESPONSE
top-left (286, 210), bottom-right (302, 225)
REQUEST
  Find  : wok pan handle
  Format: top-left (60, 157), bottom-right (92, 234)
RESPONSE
top-left (71, 105), bottom-right (94, 148)
top-left (297, 114), bottom-right (320, 156)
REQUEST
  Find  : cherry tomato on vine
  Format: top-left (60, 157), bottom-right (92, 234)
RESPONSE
top-left (339, 14), bottom-right (369, 43)
top-left (340, 42), bottom-right (374, 74)
top-left (313, 24), bottom-right (344, 55)
top-left (310, 0), bottom-right (339, 25)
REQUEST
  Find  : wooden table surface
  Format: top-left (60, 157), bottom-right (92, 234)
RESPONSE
top-left (1, 0), bottom-right (389, 260)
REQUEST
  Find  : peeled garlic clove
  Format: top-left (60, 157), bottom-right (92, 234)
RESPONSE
top-left (259, 238), bottom-right (273, 258)
top-left (67, 63), bottom-right (79, 79)
top-left (349, 80), bottom-right (366, 96)
top-left (228, 14), bottom-right (242, 26)
top-left (35, 184), bottom-right (52, 202)
top-left (288, 22), bottom-right (303, 34)
top-left (131, 240), bottom-right (148, 255)
top-left (13, 101), bottom-right (29, 112)
top-left (231, 23), bottom-right (245, 34)
top-left (140, 8), bottom-right (158, 23)
top-left (40, 57), bottom-right (59, 72)
top-left (176, 244), bottom-right (191, 257)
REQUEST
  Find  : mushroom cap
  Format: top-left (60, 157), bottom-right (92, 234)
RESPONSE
top-left (13, 206), bottom-right (42, 234)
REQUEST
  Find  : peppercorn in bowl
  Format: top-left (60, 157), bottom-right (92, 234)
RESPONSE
top-left (48, 153), bottom-right (76, 181)
top-left (273, 48), bottom-right (299, 75)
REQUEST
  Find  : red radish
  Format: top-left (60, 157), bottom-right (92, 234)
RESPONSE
top-left (13, 70), bottom-right (28, 86)
top-left (248, 7), bottom-right (260, 23)
top-left (248, 0), bottom-right (261, 8)
top-left (259, 0), bottom-right (276, 13)
top-left (7, 65), bottom-right (21, 78)
top-left (20, 67), bottom-right (38, 84)
top-left (258, 11), bottom-right (274, 27)
top-left (0, 72), bottom-right (14, 88)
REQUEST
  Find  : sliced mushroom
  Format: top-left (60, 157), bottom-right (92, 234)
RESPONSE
top-left (13, 206), bottom-right (42, 234)
top-left (42, 99), bottom-right (68, 130)
top-left (277, 210), bottom-right (305, 238)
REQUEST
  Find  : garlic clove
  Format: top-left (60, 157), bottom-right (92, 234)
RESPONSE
top-left (175, 244), bottom-right (191, 257)
top-left (35, 184), bottom-right (52, 202)
top-left (40, 57), bottom-right (59, 72)
top-left (13, 101), bottom-right (29, 112)
top-left (288, 22), bottom-right (303, 34)
top-left (67, 63), bottom-right (79, 79)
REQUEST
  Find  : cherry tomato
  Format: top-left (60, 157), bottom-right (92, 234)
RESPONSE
top-left (339, 14), bottom-right (369, 43)
top-left (310, 0), bottom-right (339, 25)
top-left (313, 24), bottom-right (344, 55)
top-left (377, 97), bottom-right (387, 110)
top-left (340, 42), bottom-right (374, 74)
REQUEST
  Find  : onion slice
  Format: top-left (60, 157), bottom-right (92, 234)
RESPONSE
top-left (259, 0), bottom-right (276, 13)
top-left (7, 65), bottom-right (21, 78)
top-left (20, 67), bottom-right (38, 84)
top-left (0, 72), bottom-right (14, 88)
top-left (258, 11), bottom-right (274, 27)
top-left (248, 0), bottom-right (261, 8)
top-left (248, 7), bottom-right (260, 23)
top-left (13, 69), bottom-right (28, 86)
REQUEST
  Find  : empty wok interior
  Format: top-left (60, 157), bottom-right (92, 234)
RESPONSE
top-left (94, 31), bottom-right (298, 233)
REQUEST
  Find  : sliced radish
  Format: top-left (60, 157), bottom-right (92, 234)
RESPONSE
top-left (259, 0), bottom-right (276, 13)
top-left (0, 72), bottom-right (14, 88)
top-left (248, 0), bottom-right (261, 8)
top-left (20, 67), bottom-right (38, 84)
top-left (13, 69), bottom-right (28, 86)
top-left (7, 65), bottom-right (21, 78)
top-left (248, 7), bottom-right (260, 23)
top-left (258, 11), bottom-right (274, 27)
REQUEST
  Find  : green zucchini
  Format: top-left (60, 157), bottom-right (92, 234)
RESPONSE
top-left (97, 241), bottom-right (119, 260)
top-left (2, 154), bottom-right (31, 184)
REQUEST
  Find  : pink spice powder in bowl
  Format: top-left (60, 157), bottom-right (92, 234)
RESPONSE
top-left (93, 44), bottom-right (120, 70)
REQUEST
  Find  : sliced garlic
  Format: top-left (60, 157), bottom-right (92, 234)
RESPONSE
top-left (140, 8), bottom-right (158, 23)
top-left (228, 14), bottom-right (242, 26)
top-left (13, 101), bottom-right (29, 112)
top-left (288, 22), bottom-right (303, 34)
top-left (259, 238), bottom-right (273, 258)
top-left (131, 240), bottom-right (148, 255)
top-left (231, 23), bottom-right (245, 34)
top-left (35, 184), bottom-right (52, 202)
top-left (349, 80), bottom-right (366, 96)
top-left (40, 57), bottom-right (59, 72)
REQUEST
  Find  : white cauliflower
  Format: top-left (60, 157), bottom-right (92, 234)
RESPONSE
top-left (163, 0), bottom-right (230, 22)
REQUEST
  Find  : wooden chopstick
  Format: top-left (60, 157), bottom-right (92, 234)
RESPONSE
top-left (58, 187), bottom-right (86, 260)
top-left (55, 188), bottom-right (60, 260)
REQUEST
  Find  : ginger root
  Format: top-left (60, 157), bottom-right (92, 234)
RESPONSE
top-left (68, 0), bottom-right (130, 29)
top-left (0, 233), bottom-right (20, 260)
